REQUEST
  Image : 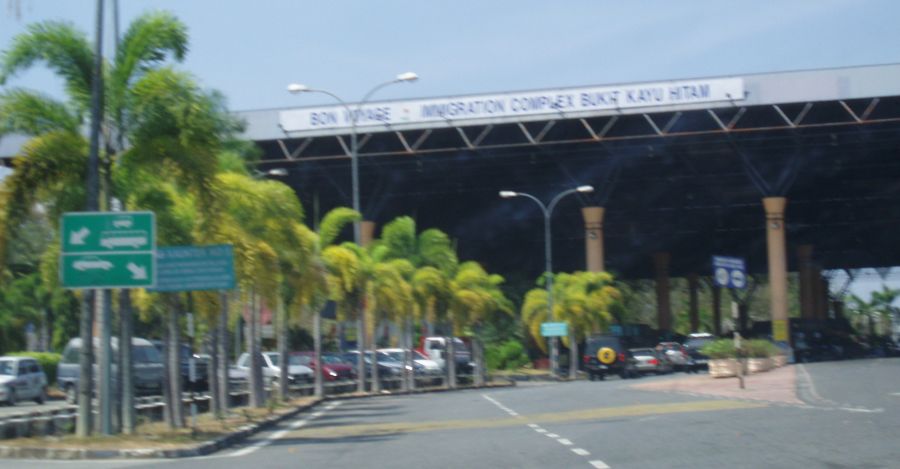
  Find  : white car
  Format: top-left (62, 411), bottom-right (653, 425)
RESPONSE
top-left (231, 352), bottom-right (314, 386)
top-left (378, 348), bottom-right (442, 375)
top-left (0, 356), bottom-right (48, 405)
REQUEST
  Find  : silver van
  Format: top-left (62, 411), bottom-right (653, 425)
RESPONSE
top-left (58, 337), bottom-right (164, 404)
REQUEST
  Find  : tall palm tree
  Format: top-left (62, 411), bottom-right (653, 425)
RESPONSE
top-left (0, 12), bottom-right (229, 434)
top-left (552, 271), bottom-right (620, 379)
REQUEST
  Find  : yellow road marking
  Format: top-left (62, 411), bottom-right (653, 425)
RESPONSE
top-left (287, 399), bottom-right (766, 439)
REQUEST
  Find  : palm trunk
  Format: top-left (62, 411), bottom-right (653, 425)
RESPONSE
top-left (356, 303), bottom-right (366, 393)
top-left (208, 330), bottom-right (220, 417)
top-left (217, 292), bottom-right (229, 415)
top-left (277, 296), bottom-right (288, 402)
top-left (167, 296), bottom-right (184, 428)
top-left (405, 317), bottom-right (415, 392)
top-left (371, 319), bottom-right (381, 393)
top-left (447, 335), bottom-right (457, 389)
top-left (568, 327), bottom-right (578, 380)
top-left (119, 289), bottom-right (135, 434)
top-left (313, 307), bottom-right (323, 398)
top-left (76, 291), bottom-right (94, 437)
top-left (161, 318), bottom-right (174, 428)
top-left (473, 335), bottom-right (485, 387)
top-left (249, 292), bottom-right (264, 408)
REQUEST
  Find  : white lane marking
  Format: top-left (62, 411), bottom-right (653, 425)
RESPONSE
top-left (228, 401), bottom-right (341, 458)
top-left (528, 423), bottom-right (539, 428)
top-left (589, 460), bottom-right (611, 468)
top-left (572, 448), bottom-right (590, 456)
top-left (535, 428), bottom-right (547, 433)
top-left (839, 407), bottom-right (884, 413)
top-left (508, 411), bottom-right (519, 416)
top-left (546, 433), bottom-right (560, 438)
top-left (890, 392), bottom-right (900, 396)
top-left (311, 411), bottom-right (323, 417)
top-left (557, 438), bottom-right (573, 446)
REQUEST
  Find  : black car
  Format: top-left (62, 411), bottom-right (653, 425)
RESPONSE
top-left (150, 341), bottom-right (209, 391)
top-left (583, 335), bottom-right (638, 380)
top-left (683, 333), bottom-right (715, 371)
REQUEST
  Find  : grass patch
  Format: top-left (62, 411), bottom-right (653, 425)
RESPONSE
top-left (1, 396), bottom-right (318, 451)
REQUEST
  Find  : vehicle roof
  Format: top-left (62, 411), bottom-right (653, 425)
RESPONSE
top-left (0, 356), bottom-right (34, 362)
top-left (65, 337), bottom-right (156, 348)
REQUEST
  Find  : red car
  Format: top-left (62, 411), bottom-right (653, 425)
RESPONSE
top-left (289, 352), bottom-right (356, 381)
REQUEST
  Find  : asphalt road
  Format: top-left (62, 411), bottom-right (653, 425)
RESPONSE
top-left (2, 358), bottom-right (899, 468)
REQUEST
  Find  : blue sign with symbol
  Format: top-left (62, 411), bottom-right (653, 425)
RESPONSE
top-left (712, 256), bottom-right (746, 289)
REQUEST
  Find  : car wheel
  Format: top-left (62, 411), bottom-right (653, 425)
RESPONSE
top-left (598, 373), bottom-right (606, 381)
top-left (65, 384), bottom-right (77, 405)
top-left (35, 387), bottom-right (46, 405)
top-left (7, 388), bottom-right (16, 406)
top-left (588, 372), bottom-right (596, 381)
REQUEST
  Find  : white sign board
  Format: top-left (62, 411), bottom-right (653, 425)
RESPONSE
top-left (279, 77), bottom-right (745, 133)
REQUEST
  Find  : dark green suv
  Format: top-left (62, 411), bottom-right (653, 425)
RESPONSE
top-left (583, 335), bottom-right (638, 380)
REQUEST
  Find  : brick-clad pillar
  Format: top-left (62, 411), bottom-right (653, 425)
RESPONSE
top-left (654, 252), bottom-right (672, 335)
top-left (582, 207), bottom-right (605, 272)
top-left (764, 197), bottom-right (790, 342)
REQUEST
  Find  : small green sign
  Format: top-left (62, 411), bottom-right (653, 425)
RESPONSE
top-left (540, 322), bottom-right (568, 337)
top-left (61, 253), bottom-right (156, 289)
top-left (62, 212), bottom-right (155, 253)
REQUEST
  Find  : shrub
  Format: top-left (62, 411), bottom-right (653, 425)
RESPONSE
top-left (486, 340), bottom-right (530, 370)
top-left (9, 351), bottom-right (62, 386)
top-left (700, 339), bottom-right (737, 359)
top-left (745, 340), bottom-right (779, 358)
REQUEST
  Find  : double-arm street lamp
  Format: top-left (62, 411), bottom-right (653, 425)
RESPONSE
top-left (499, 185), bottom-right (594, 376)
top-left (287, 73), bottom-right (418, 393)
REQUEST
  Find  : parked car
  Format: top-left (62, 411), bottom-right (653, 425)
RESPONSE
top-left (149, 341), bottom-right (209, 391)
top-left (683, 333), bottom-right (716, 371)
top-left (419, 337), bottom-right (475, 374)
top-left (0, 356), bottom-right (48, 405)
top-left (289, 351), bottom-right (355, 382)
top-left (58, 337), bottom-right (163, 404)
top-left (583, 335), bottom-right (639, 380)
top-left (657, 342), bottom-right (694, 372)
top-left (629, 348), bottom-right (673, 375)
top-left (341, 351), bottom-right (404, 385)
top-left (378, 348), bottom-right (443, 377)
top-left (231, 352), bottom-right (314, 387)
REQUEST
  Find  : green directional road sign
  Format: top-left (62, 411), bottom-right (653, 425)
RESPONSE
top-left (62, 212), bottom-right (154, 253)
top-left (61, 253), bottom-right (156, 289)
top-left (60, 211), bottom-right (156, 289)
top-left (540, 322), bottom-right (569, 337)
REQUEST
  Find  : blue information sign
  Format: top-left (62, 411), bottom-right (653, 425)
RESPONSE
top-left (712, 256), bottom-right (747, 289)
top-left (151, 245), bottom-right (236, 292)
top-left (540, 322), bottom-right (568, 337)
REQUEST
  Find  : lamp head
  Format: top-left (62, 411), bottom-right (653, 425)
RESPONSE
top-left (267, 168), bottom-right (288, 177)
top-left (287, 83), bottom-right (310, 94)
top-left (395, 72), bottom-right (419, 82)
top-left (576, 185), bottom-right (594, 193)
top-left (499, 190), bottom-right (518, 198)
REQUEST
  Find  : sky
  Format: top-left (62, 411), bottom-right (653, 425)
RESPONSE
top-left (2, 0), bottom-right (900, 299)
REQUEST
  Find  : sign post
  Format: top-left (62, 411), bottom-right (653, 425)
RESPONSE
top-left (540, 322), bottom-right (569, 337)
top-left (712, 256), bottom-right (746, 290)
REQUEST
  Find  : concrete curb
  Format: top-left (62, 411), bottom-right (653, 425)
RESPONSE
top-left (0, 380), bottom-right (516, 460)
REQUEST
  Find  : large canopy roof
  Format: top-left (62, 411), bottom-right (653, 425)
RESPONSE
top-left (6, 64), bottom-right (900, 281)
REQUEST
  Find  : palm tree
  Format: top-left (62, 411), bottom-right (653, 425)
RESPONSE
top-left (522, 271), bottom-right (621, 379)
top-left (322, 242), bottom-right (367, 391)
top-left (448, 261), bottom-right (513, 386)
top-left (0, 12), bottom-right (228, 434)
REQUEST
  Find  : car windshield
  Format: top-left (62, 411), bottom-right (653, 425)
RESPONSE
top-left (384, 351), bottom-right (404, 361)
top-left (133, 345), bottom-right (161, 364)
top-left (685, 338), bottom-right (713, 349)
top-left (0, 360), bottom-right (13, 375)
top-left (321, 354), bottom-right (344, 364)
top-left (289, 355), bottom-right (311, 366)
top-left (266, 353), bottom-right (280, 366)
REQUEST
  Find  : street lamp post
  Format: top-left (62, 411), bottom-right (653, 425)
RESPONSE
top-left (288, 73), bottom-right (418, 393)
top-left (500, 185), bottom-right (594, 377)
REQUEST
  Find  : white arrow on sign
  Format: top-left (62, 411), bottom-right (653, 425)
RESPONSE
top-left (126, 262), bottom-right (147, 280)
top-left (73, 259), bottom-right (112, 271)
top-left (69, 227), bottom-right (90, 245)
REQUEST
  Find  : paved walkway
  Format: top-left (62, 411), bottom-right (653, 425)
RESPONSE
top-left (631, 365), bottom-right (803, 405)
